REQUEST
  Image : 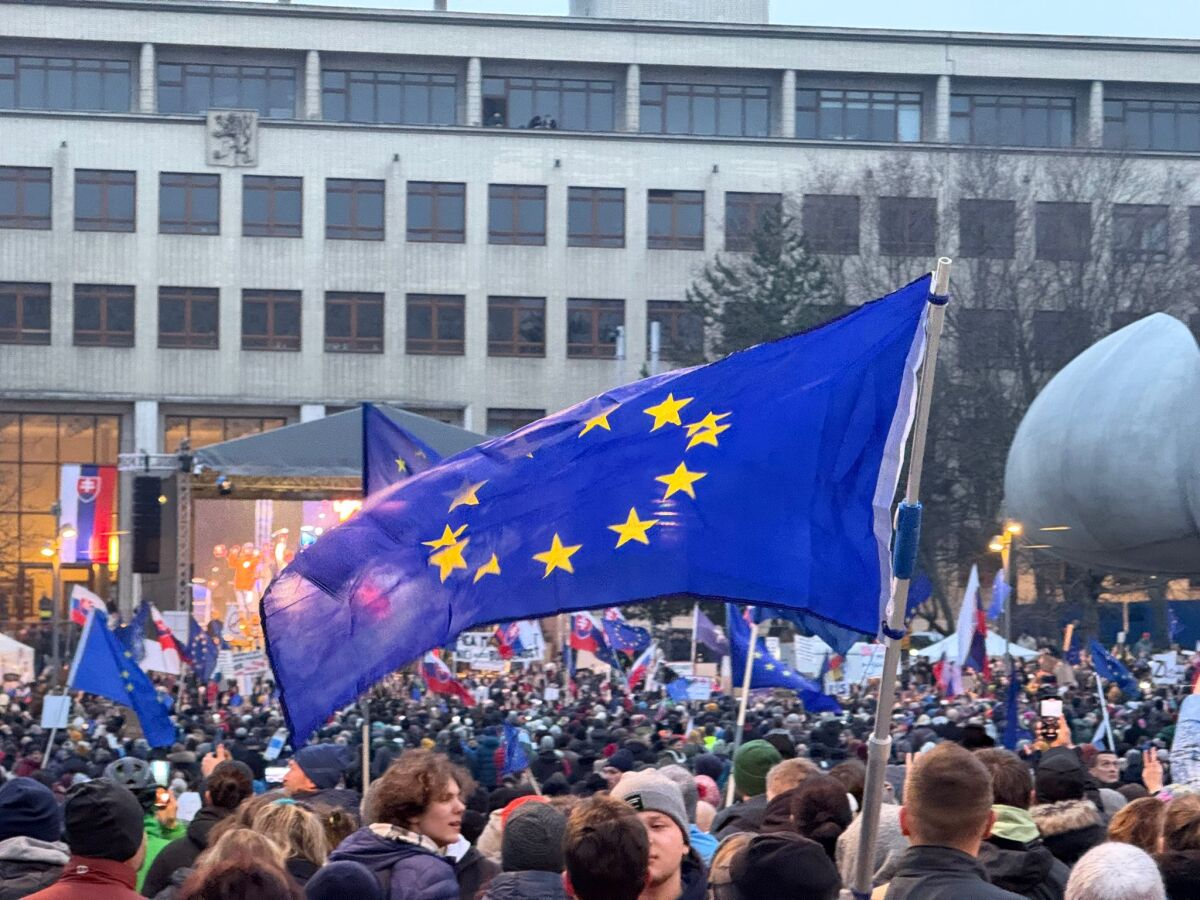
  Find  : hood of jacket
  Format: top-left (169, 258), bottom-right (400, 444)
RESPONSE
top-left (979, 834), bottom-right (1068, 897)
top-left (483, 869), bottom-right (568, 900)
top-left (990, 805), bottom-right (1039, 844)
top-left (1029, 800), bottom-right (1104, 867)
top-left (185, 806), bottom-right (229, 851)
top-left (0, 835), bottom-right (70, 865)
top-left (329, 826), bottom-right (456, 876)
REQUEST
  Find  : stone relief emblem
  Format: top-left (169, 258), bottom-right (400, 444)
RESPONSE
top-left (206, 109), bottom-right (258, 167)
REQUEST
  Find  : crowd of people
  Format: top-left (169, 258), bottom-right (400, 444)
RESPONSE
top-left (1, 641), bottom-right (1200, 899)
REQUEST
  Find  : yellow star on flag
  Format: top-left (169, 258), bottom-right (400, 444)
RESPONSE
top-left (429, 537), bottom-right (470, 583)
top-left (656, 462), bottom-right (706, 500)
top-left (684, 411), bottom-right (731, 437)
top-left (686, 423), bottom-right (731, 451)
top-left (533, 533), bottom-right (581, 577)
top-left (395, 457), bottom-right (407, 473)
top-left (422, 523), bottom-right (467, 550)
top-left (125, 683), bottom-right (134, 692)
top-left (121, 670), bottom-right (129, 678)
top-left (644, 394), bottom-right (693, 431)
top-left (765, 662), bottom-right (776, 671)
top-left (579, 406), bottom-right (618, 437)
top-left (473, 553), bottom-right (501, 583)
top-left (608, 507), bottom-right (660, 548)
top-left (449, 480), bottom-right (487, 513)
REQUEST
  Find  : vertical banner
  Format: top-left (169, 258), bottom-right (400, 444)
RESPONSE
top-left (58, 465), bottom-right (118, 564)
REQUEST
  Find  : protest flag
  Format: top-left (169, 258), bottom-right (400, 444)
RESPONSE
top-left (361, 402), bottom-right (442, 497)
top-left (419, 651), bottom-right (475, 707)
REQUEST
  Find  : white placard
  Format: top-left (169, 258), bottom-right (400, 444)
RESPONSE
top-left (40, 694), bottom-right (70, 729)
top-left (455, 627), bottom-right (546, 669)
top-left (764, 636), bottom-right (782, 662)
top-left (544, 686), bottom-right (560, 702)
top-left (228, 650), bottom-right (269, 679)
top-left (844, 642), bottom-right (887, 683)
top-left (1152, 651), bottom-right (1183, 685)
top-left (793, 635), bottom-right (833, 676)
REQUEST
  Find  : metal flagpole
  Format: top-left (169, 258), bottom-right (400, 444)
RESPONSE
top-left (1095, 674), bottom-right (1115, 753)
top-left (726, 612), bottom-right (761, 807)
top-left (361, 697), bottom-right (371, 795)
top-left (45, 606), bottom-right (96, 759)
top-left (852, 258), bottom-right (951, 899)
top-left (689, 603), bottom-right (699, 671)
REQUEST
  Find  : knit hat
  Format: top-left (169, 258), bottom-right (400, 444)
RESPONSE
top-left (606, 748), bottom-right (635, 772)
top-left (695, 774), bottom-right (721, 808)
top-left (0, 777), bottom-right (62, 843)
top-left (733, 740), bottom-right (782, 799)
top-left (1036, 750), bottom-right (1087, 803)
top-left (63, 780), bottom-right (145, 862)
top-left (294, 744), bottom-right (350, 791)
top-left (500, 794), bottom-right (549, 825)
top-left (612, 770), bottom-right (689, 842)
top-left (693, 753), bottom-right (724, 782)
top-left (501, 802), bottom-right (567, 873)
top-left (732, 833), bottom-right (840, 900)
top-left (305, 860), bottom-right (385, 900)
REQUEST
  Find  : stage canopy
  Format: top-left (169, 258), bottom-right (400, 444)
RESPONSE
top-left (914, 630), bottom-right (1039, 661)
top-left (191, 405), bottom-right (486, 499)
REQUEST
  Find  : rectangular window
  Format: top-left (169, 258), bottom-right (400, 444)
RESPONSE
top-left (243, 175), bottom-right (302, 238)
top-left (482, 76), bottom-right (614, 131)
top-left (640, 82), bottom-right (769, 137)
top-left (567, 187), bottom-right (625, 248)
top-left (878, 196), bottom-right (937, 256)
top-left (486, 408), bottom-right (544, 438)
top-left (487, 296), bottom-right (546, 357)
top-left (164, 415), bottom-right (285, 452)
top-left (0, 167), bottom-right (51, 230)
top-left (567, 298), bottom-right (624, 359)
top-left (324, 292), bottom-right (383, 353)
top-left (950, 94), bottom-right (1075, 148)
top-left (159, 173), bottom-right (220, 235)
top-left (0, 282), bottom-right (51, 345)
top-left (802, 194), bottom-right (859, 254)
top-left (958, 199), bottom-right (1016, 259)
top-left (1112, 204), bottom-right (1168, 263)
top-left (0, 54), bottom-right (131, 112)
top-left (241, 289), bottom-right (301, 351)
top-left (158, 287), bottom-right (218, 349)
top-left (957, 308), bottom-right (1017, 369)
top-left (1032, 309), bottom-right (1092, 370)
top-left (74, 169), bottom-right (135, 233)
top-left (647, 300), bottom-right (704, 361)
top-left (1036, 201), bottom-right (1092, 262)
top-left (648, 189), bottom-right (704, 250)
top-left (157, 62), bottom-right (295, 118)
top-left (321, 70), bottom-right (457, 125)
top-left (795, 89), bottom-right (921, 142)
top-left (1189, 207), bottom-right (1200, 262)
top-left (407, 294), bottom-right (465, 355)
top-left (488, 184), bottom-right (546, 246)
top-left (73, 284), bottom-right (134, 347)
top-left (1104, 98), bottom-right (1200, 152)
top-left (326, 178), bottom-right (384, 241)
top-left (407, 181), bottom-right (465, 243)
top-left (725, 192), bottom-right (781, 252)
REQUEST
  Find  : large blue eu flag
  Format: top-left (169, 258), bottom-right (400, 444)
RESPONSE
top-left (264, 275), bottom-right (931, 739)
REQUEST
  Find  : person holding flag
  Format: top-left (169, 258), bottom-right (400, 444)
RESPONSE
top-left (420, 651), bottom-right (476, 707)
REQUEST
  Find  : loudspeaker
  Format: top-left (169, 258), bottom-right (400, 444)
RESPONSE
top-left (132, 476), bottom-right (162, 574)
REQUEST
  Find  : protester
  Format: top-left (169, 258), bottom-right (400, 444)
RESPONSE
top-left (1064, 842), bottom-right (1166, 900)
top-left (1107, 797), bottom-right (1166, 856)
top-left (0, 777), bottom-right (68, 899)
top-left (562, 795), bottom-right (649, 900)
top-left (304, 860), bottom-right (385, 900)
top-left (1156, 792), bottom-right (1200, 897)
top-left (656, 765), bottom-right (717, 866)
top-left (611, 770), bottom-right (706, 900)
top-left (282, 744), bottom-right (358, 812)
top-left (1031, 750), bottom-right (1107, 868)
top-left (709, 740), bottom-right (781, 839)
top-left (480, 801), bottom-right (568, 900)
top-left (730, 831), bottom-right (841, 900)
top-left (252, 801), bottom-right (330, 887)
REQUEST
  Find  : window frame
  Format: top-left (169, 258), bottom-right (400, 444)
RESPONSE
top-left (74, 169), bottom-right (136, 233)
top-left (878, 196), bottom-right (937, 257)
top-left (646, 299), bottom-right (704, 362)
top-left (950, 93), bottom-right (1075, 148)
top-left (485, 408), bottom-right (545, 438)
top-left (1035, 201), bottom-right (1092, 262)
top-left (321, 69), bottom-right (457, 125)
top-left (157, 286), bottom-right (219, 350)
top-left (481, 76), bottom-right (614, 131)
top-left (73, 284), bottom-right (135, 348)
top-left (724, 191), bottom-right (782, 252)
top-left (567, 186), bottom-right (625, 248)
top-left (1111, 203), bottom-right (1169, 263)
top-left (0, 54), bottom-right (131, 112)
top-left (488, 184), bottom-right (547, 246)
top-left (0, 282), bottom-right (51, 345)
top-left (406, 181), bottom-right (465, 243)
top-left (1032, 309), bottom-right (1092, 371)
top-left (406, 293), bottom-right (466, 356)
top-left (156, 61), bottom-right (296, 118)
top-left (324, 291), bottom-right (384, 354)
top-left (0, 166), bottom-right (52, 230)
top-left (567, 297), bottom-right (625, 359)
top-left (957, 308), bottom-right (1018, 370)
top-left (242, 175), bottom-right (302, 238)
top-left (241, 289), bottom-right (301, 352)
top-left (159, 172), bottom-right (220, 235)
top-left (802, 194), bottom-right (860, 254)
top-left (325, 178), bottom-right (384, 241)
top-left (1104, 98), bottom-right (1200, 152)
top-left (487, 295), bottom-right (546, 358)
top-left (647, 189), bottom-right (704, 251)
top-left (639, 82), bottom-right (770, 137)
top-left (794, 88), bottom-right (922, 142)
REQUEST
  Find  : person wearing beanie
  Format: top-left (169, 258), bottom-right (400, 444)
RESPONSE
top-left (305, 860), bottom-right (385, 900)
top-left (26, 780), bottom-right (147, 900)
top-left (656, 765), bottom-right (717, 866)
top-left (731, 832), bottom-right (841, 900)
top-left (611, 770), bottom-right (707, 900)
top-left (0, 777), bottom-right (69, 900)
top-left (1031, 749), bottom-right (1106, 869)
top-left (481, 803), bottom-right (569, 900)
top-left (284, 743), bottom-right (361, 813)
top-left (710, 739), bottom-right (782, 840)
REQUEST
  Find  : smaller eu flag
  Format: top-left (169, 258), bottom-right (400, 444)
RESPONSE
top-left (1089, 640), bottom-right (1140, 696)
top-left (603, 608), bottom-right (652, 654)
top-left (68, 609), bottom-right (176, 747)
top-left (694, 606), bottom-right (727, 656)
top-left (114, 602), bottom-right (148, 663)
top-left (362, 403), bottom-right (441, 496)
top-left (502, 723), bottom-right (530, 776)
top-left (988, 570), bottom-right (1010, 621)
top-left (727, 604), bottom-right (840, 713)
top-left (186, 617), bottom-right (221, 683)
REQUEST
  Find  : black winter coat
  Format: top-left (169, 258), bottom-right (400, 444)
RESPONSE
top-left (978, 835), bottom-right (1069, 900)
top-left (883, 846), bottom-right (1025, 900)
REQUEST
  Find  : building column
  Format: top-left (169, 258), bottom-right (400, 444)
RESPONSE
top-left (1088, 80), bottom-right (1104, 147)
top-left (52, 142), bottom-right (72, 348)
top-left (299, 404), bottom-right (325, 423)
top-left (778, 69), bottom-right (796, 138)
top-left (138, 43), bottom-right (156, 114)
top-left (304, 50), bottom-right (321, 120)
top-left (934, 74), bottom-right (951, 142)
top-left (624, 63), bottom-right (640, 132)
top-left (466, 57), bottom-right (482, 126)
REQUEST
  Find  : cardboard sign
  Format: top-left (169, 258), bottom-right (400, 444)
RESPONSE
top-left (793, 635), bottom-right (833, 676)
top-left (455, 627), bottom-right (545, 669)
top-left (1152, 651), bottom-right (1183, 685)
top-left (40, 694), bottom-right (70, 729)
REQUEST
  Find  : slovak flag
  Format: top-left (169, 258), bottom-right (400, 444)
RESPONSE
top-left (493, 622), bottom-right (524, 660)
top-left (627, 643), bottom-right (657, 691)
top-left (140, 602), bottom-right (188, 675)
top-left (420, 651), bottom-right (476, 706)
top-left (69, 585), bottom-right (109, 627)
top-left (569, 613), bottom-right (605, 653)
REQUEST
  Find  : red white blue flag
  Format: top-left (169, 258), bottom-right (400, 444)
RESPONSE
top-left (69, 585), bottom-right (109, 627)
top-left (58, 465), bottom-right (117, 564)
top-left (420, 651), bottom-right (476, 706)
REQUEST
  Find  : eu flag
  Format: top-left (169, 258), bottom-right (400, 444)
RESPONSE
top-left (69, 610), bottom-right (176, 747)
top-left (186, 617), bottom-right (221, 683)
top-left (602, 608), bottom-right (652, 654)
top-left (502, 723), bottom-right (530, 776)
top-left (1089, 640), bottom-right (1140, 696)
top-left (264, 275), bottom-right (930, 739)
top-left (727, 604), bottom-right (841, 713)
top-left (362, 402), bottom-right (442, 496)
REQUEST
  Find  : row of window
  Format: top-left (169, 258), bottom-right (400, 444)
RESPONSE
top-left (7, 52), bottom-right (1200, 151)
top-left (0, 284), bottom-right (701, 359)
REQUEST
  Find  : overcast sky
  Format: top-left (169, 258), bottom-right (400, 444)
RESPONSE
top-left (270, 0), bottom-right (1200, 40)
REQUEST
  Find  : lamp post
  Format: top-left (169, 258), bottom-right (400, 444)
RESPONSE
top-left (41, 502), bottom-right (77, 688)
top-left (988, 520), bottom-right (1023, 673)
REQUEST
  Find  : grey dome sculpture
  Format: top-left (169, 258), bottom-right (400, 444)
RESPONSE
top-left (1004, 313), bottom-right (1200, 575)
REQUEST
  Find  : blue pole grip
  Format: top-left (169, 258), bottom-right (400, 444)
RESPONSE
top-left (892, 501), bottom-right (922, 580)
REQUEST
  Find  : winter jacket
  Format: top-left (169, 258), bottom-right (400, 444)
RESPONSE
top-left (24, 855), bottom-right (142, 900)
top-left (329, 827), bottom-right (459, 900)
top-left (140, 806), bottom-right (230, 898)
top-left (1170, 694), bottom-right (1200, 787)
top-left (292, 786), bottom-right (362, 814)
top-left (472, 736), bottom-right (500, 789)
top-left (148, 866), bottom-right (190, 900)
top-left (689, 824), bottom-right (719, 866)
top-left (480, 870), bottom-right (568, 900)
top-left (678, 849), bottom-right (708, 900)
top-left (0, 836), bottom-right (70, 900)
top-left (711, 795), bottom-right (769, 840)
top-left (1028, 800), bottom-right (1105, 868)
top-left (286, 856), bottom-right (320, 886)
top-left (978, 836), bottom-right (1069, 900)
top-left (455, 846), bottom-right (499, 900)
top-left (882, 845), bottom-right (1025, 900)
top-left (137, 815), bottom-right (185, 892)
top-left (1158, 847), bottom-right (1200, 900)
top-left (529, 750), bottom-right (564, 784)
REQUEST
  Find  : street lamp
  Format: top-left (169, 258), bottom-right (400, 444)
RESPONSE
top-left (44, 501), bottom-right (77, 688)
top-left (989, 519), bottom-right (1022, 672)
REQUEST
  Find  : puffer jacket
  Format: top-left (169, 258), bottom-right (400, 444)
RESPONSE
top-left (0, 835), bottom-right (70, 900)
top-left (881, 845), bottom-right (1024, 900)
top-left (1028, 800), bottom-right (1105, 868)
top-left (329, 827), bottom-right (458, 900)
top-left (978, 837), bottom-right (1069, 900)
top-left (481, 870), bottom-right (568, 900)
